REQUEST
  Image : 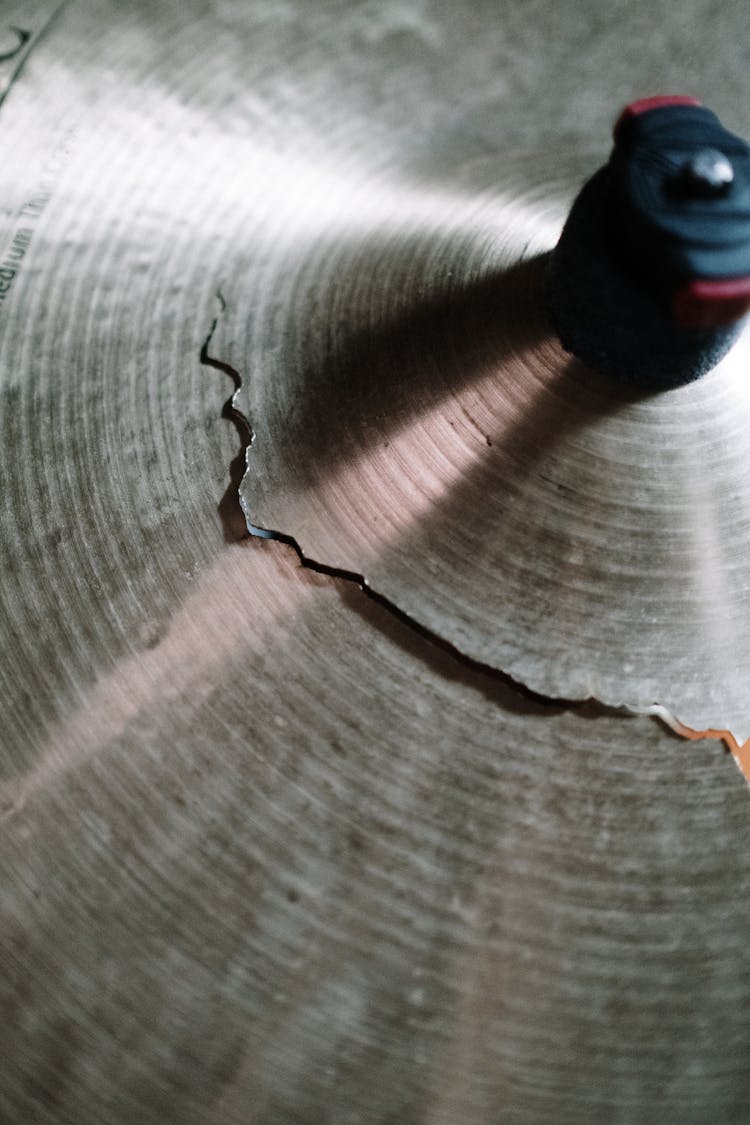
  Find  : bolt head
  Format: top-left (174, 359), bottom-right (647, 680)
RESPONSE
top-left (677, 148), bottom-right (734, 197)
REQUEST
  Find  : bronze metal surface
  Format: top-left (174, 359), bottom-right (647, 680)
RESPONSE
top-left (2, 1), bottom-right (750, 1122)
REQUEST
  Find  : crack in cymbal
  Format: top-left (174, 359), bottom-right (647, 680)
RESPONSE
top-left (199, 292), bottom-right (254, 544)
top-left (642, 705), bottom-right (750, 785)
top-left (202, 296), bottom-right (743, 781)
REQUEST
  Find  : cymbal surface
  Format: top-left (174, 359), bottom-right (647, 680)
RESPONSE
top-left (2, 0), bottom-right (750, 1121)
top-left (5, 534), bottom-right (750, 1123)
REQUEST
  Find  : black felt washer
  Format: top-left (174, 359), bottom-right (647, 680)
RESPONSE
top-left (545, 166), bottom-right (741, 389)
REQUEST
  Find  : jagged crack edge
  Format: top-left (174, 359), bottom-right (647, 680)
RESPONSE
top-left (200, 291), bottom-right (256, 542)
top-left (249, 509), bottom-right (749, 782)
top-left (634, 703), bottom-right (750, 785)
top-left (246, 514), bottom-right (592, 709)
top-left (204, 296), bottom-right (747, 781)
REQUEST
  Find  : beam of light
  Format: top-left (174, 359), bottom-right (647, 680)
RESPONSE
top-left (0, 539), bottom-right (315, 822)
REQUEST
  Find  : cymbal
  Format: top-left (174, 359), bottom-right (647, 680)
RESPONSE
top-left (2, 0), bottom-right (750, 1121)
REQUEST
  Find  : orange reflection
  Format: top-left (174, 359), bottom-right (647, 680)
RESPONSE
top-left (649, 705), bottom-right (750, 784)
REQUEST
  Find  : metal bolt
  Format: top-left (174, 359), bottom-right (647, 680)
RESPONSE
top-left (677, 148), bottom-right (734, 197)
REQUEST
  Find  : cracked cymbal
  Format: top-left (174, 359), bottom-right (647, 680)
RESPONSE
top-left (3, 0), bottom-right (750, 1121)
top-left (239, 213), bottom-right (750, 740)
top-left (232, 115), bottom-right (750, 742)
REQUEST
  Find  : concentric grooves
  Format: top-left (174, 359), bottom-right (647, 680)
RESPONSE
top-left (2, 2), bottom-right (750, 1122)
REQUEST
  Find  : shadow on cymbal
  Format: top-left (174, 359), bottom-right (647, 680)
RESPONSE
top-left (276, 243), bottom-right (555, 475)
